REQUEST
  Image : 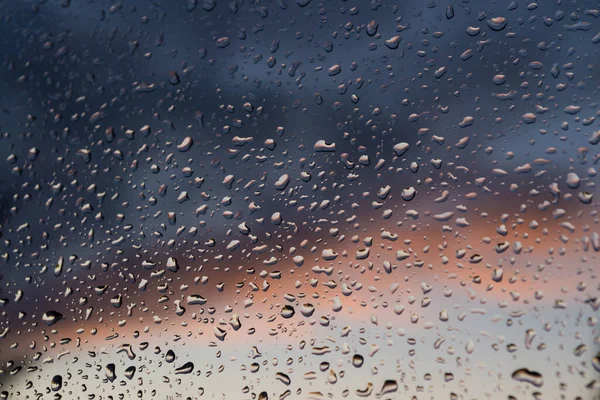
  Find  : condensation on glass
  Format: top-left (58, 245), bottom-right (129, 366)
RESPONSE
top-left (0, 0), bottom-right (598, 399)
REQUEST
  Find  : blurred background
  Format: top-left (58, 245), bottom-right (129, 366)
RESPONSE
top-left (0, 0), bottom-right (598, 398)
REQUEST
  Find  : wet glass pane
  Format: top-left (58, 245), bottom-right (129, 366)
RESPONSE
top-left (0, 0), bottom-right (598, 399)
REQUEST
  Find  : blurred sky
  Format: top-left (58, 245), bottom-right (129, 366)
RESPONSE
top-left (0, 0), bottom-right (598, 399)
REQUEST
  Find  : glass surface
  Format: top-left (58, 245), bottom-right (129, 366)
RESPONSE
top-left (0, 0), bottom-right (598, 399)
